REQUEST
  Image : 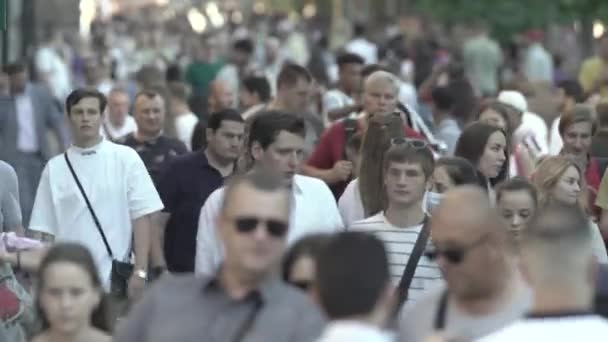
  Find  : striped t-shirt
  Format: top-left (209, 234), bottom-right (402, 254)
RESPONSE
top-left (350, 211), bottom-right (442, 304)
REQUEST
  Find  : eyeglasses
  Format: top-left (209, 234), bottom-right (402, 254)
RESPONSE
top-left (290, 280), bottom-right (312, 291)
top-left (391, 138), bottom-right (430, 149)
top-left (234, 217), bottom-right (289, 238)
top-left (425, 234), bottom-right (489, 264)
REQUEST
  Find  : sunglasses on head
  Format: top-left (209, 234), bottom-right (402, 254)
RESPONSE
top-left (234, 217), bottom-right (288, 238)
top-left (391, 137), bottom-right (430, 149)
top-left (425, 234), bottom-right (489, 264)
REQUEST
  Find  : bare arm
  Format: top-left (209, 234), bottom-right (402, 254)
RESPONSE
top-left (302, 164), bottom-right (340, 185)
top-left (132, 215), bottom-right (152, 272)
top-left (0, 247), bottom-right (49, 272)
top-left (327, 104), bottom-right (361, 122)
top-left (149, 212), bottom-right (169, 269)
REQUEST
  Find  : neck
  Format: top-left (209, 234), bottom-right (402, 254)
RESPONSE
top-left (47, 326), bottom-right (90, 342)
top-left (268, 98), bottom-right (286, 111)
top-left (204, 148), bottom-right (234, 177)
top-left (74, 135), bottom-right (102, 149)
top-left (173, 103), bottom-right (190, 117)
top-left (135, 130), bottom-right (161, 142)
top-left (530, 285), bottom-right (593, 315)
top-left (434, 112), bottom-right (451, 124)
top-left (219, 266), bottom-right (264, 301)
top-left (453, 262), bottom-right (521, 316)
top-left (108, 115), bottom-right (125, 128)
top-left (385, 201), bottom-right (425, 227)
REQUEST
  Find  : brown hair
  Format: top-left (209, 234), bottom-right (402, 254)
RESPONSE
top-left (358, 113), bottom-right (405, 216)
top-left (558, 104), bottom-right (597, 137)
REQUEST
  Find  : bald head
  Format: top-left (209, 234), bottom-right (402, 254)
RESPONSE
top-left (209, 79), bottom-right (235, 113)
top-left (521, 203), bottom-right (594, 290)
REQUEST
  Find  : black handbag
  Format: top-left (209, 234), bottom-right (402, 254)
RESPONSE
top-left (65, 153), bottom-right (133, 298)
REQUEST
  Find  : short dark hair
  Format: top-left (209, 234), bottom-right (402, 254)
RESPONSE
top-left (36, 243), bottom-right (109, 332)
top-left (282, 234), bottom-right (330, 282)
top-left (316, 232), bottom-right (389, 319)
top-left (133, 89), bottom-right (164, 106)
top-left (353, 23), bottom-right (366, 37)
top-left (66, 88), bottom-right (107, 115)
top-left (248, 111), bottom-right (306, 150)
top-left (207, 109), bottom-right (244, 131)
top-left (431, 86), bottom-right (454, 111)
top-left (435, 157), bottom-right (480, 187)
top-left (496, 176), bottom-right (538, 205)
top-left (233, 38), bottom-right (254, 54)
top-left (383, 143), bottom-right (435, 180)
top-left (2, 62), bottom-right (26, 75)
top-left (557, 79), bottom-right (584, 103)
top-left (242, 75), bottom-right (271, 102)
top-left (135, 65), bottom-right (164, 88)
top-left (277, 63), bottom-right (312, 90)
top-left (167, 82), bottom-right (192, 103)
top-left (336, 53), bottom-right (365, 68)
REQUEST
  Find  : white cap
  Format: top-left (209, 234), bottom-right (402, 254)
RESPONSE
top-left (497, 90), bottom-right (528, 113)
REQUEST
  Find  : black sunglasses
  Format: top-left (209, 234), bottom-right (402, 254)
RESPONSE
top-left (425, 234), bottom-right (489, 264)
top-left (391, 137), bottom-right (429, 149)
top-left (234, 217), bottom-right (288, 238)
top-left (290, 280), bottom-right (312, 291)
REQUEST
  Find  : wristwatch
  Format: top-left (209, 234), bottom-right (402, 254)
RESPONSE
top-left (134, 269), bottom-right (148, 280)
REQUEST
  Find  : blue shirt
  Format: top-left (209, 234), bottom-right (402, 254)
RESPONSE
top-left (157, 150), bottom-right (229, 272)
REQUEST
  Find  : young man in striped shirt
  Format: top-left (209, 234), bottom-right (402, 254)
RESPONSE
top-left (350, 143), bottom-right (441, 304)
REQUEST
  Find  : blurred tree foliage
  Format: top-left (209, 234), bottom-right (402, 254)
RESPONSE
top-left (410, 0), bottom-right (608, 42)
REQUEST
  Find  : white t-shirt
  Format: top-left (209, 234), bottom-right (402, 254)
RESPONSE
top-left (29, 140), bottom-right (164, 288)
top-left (350, 211), bottom-right (442, 304)
top-left (101, 115), bottom-right (137, 141)
top-left (345, 38), bottom-right (378, 65)
top-left (478, 315), bottom-right (608, 342)
top-left (195, 175), bottom-right (344, 276)
top-left (174, 113), bottom-right (199, 151)
top-left (35, 45), bottom-right (72, 101)
top-left (338, 179), bottom-right (365, 227)
top-left (323, 89), bottom-right (355, 125)
top-left (514, 112), bottom-right (549, 156)
top-left (549, 116), bottom-right (563, 155)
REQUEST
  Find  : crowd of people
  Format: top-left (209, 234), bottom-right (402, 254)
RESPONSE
top-left (3, 6), bottom-right (608, 341)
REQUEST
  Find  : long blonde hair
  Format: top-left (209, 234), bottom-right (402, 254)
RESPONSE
top-left (358, 113), bottom-right (405, 216)
top-left (532, 156), bottom-right (588, 213)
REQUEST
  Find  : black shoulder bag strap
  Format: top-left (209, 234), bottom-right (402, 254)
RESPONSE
top-left (392, 215), bottom-right (431, 318)
top-left (433, 289), bottom-right (449, 331)
top-left (64, 152), bottom-right (114, 259)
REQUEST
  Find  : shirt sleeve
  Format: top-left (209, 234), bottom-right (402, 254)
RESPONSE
top-left (317, 181), bottom-right (344, 232)
top-left (195, 188), bottom-right (224, 276)
top-left (307, 124), bottom-right (341, 169)
top-left (323, 92), bottom-right (342, 112)
top-left (157, 161), bottom-right (179, 214)
top-left (338, 179), bottom-right (362, 228)
top-left (125, 149), bottom-right (164, 220)
top-left (28, 165), bottom-right (59, 235)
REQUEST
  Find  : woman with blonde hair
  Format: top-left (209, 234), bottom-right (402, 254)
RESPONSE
top-left (532, 156), bottom-right (607, 262)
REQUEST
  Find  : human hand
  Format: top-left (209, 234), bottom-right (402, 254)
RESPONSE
top-left (331, 160), bottom-right (353, 182)
top-left (128, 273), bottom-right (146, 302)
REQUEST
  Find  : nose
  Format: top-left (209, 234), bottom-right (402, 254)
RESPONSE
top-left (511, 215), bottom-right (523, 228)
top-left (573, 182), bottom-right (581, 193)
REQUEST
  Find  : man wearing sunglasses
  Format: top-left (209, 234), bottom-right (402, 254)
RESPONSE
top-left (115, 169), bottom-right (326, 342)
top-left (195, 111), bottom-right (343, 276)
top-left (400, 186), bottom-right (532, 342)
top-left (350, 143), bottom-right (441, 304)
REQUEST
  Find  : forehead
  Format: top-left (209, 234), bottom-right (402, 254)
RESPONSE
top-left (560, 165), bottom-right (580, 179)
top-left (498, 190), bottom-right (535, 208)
top-left (365, 78), bottom-right (397, 94)
top-left (217, 120), bottom-right (245, 132)
top-left (223, 184), bottom-right (289, 218)
top-left (43, 262), bottom-right (92, 286)
top-left (269, 130), bottom-right (305, 148)
top-left (71, 97), bottom-right (100, 110)
top-left (134, 95), bottom-right (164, 108)
top-left (565, 121), bottom-right (592, 133)
top-left (486, 131), bottom-right (506, 146)
top-left (109, 91), bottom-right (129, 101)
top-left (387, 160), bottom-right (424, 172)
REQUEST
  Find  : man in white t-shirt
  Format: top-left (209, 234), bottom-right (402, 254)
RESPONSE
top-left (168, 83), bottom-right (199, 151)
top-left (323, 53), bottom-right (364, 124)
top-left (195, 111), bottom-right (343, 276)
top-left (400, 187), bottom-right (532, 342)
top-left (101, 87), bottom-right (137, 142)
top-left (345, 23), bottom-right (378, 65)
top-left (29, 88), bottom-right (164, 299)
top-left (350, 143), bottom-right (441, 304)
top-left (549, 80), bottom-right (584, 155)
top-left (479, 203), bottom-right (608, 341)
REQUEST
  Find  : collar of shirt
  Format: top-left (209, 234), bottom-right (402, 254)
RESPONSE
top-left (70, 138), bottom-right (106, 156)
top-left (200, 150), bottom-right (236, 176)
top-left (201, 271), bottom-right (282, 304)
top-left (318, 320), bottom-right (394, 342)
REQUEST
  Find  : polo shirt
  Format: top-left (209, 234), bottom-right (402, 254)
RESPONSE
top-left (195, 174), bottom-right (344, 276)
top-left (157, 151), bottom-right (229, 272)
top-left (307, 120), bottom-right (423, 199)
top-left (477, 313), bottom-right (608, 341)
top-left (29, 140), bottom-right (164, 288)
top-left (113, 273), bottom-right (326, 342)
top-left (120, 133), bottom-right (188, 188)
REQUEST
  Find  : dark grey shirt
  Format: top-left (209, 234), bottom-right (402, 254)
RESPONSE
top-left (114, 273), bottom-right (326, 342)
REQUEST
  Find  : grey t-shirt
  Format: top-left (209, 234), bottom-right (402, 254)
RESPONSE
top-left (0, 160), bottom-right (21, 231)
top-left (399, 282), bottom-right (532, 342)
